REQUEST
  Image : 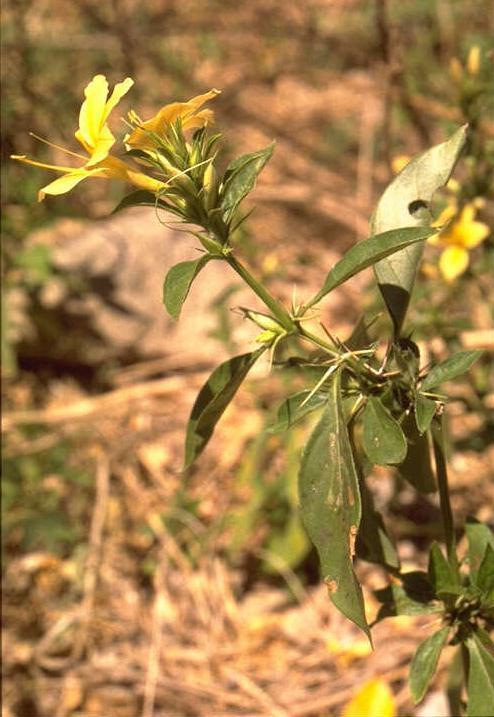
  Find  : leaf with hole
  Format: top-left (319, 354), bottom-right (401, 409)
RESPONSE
top-left (163, 255), bottom-right (215, 320)
top-left (298, 371), bottom-right (369, 638)
top-left (371, 125), bottom-right (468, 334)
top-left (362, 397), bottom-right (407, 466)
top-left (183, 348), bottom-right (265, 469)
top-left (410, 626), bottom-right (450, 704)
top-left (421, 350), bottom-right (483, 391)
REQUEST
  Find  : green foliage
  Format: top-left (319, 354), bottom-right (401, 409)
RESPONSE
top-left (410, 626), bottom-right (451, 703)
top-left (362, 396), bottom-right (407, 466)
top-left (466, 633), bottom-right (494, 717)
top-left (397, 413), bottom-right (436, 493)
top-left (421, 349), bottom-right (484, 392)
top-left (163, 255), bottom-right (216, 320)
top-left (221, 143), bottom-right (275, 223)
top-left (184, 348), bottom-right (265, 469)
top-left (2, 434), bottom-right (90, 554)
top-left (371, 125), bottom-right (468, 334)
top-left (298, 372), bottom-right (369, 639)
top-left (306, 226), bottom-right (436, 309)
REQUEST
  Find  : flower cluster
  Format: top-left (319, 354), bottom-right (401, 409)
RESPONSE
top-left (11, 75), bottom-right (220, 208)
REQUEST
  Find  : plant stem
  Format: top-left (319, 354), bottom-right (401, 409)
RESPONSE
top-left (226, 254), bottom-right (295, 332)
top-left (431, 416), bottom-right (459, 572)
top-left (296, 325), bottom-right (340, 357)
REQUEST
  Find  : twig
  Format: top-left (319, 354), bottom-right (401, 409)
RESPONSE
top-left (2, 375), bottom-right (193, 430)
top-left (142, 561), bottom-right (167, 717)
top-left (72, 453), bottom-right (111, 661)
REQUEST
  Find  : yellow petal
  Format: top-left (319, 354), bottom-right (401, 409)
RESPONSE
top-left (38, 170), bottom-right (100, 201)
top-left (341, 679), bottom-right (396, 717)
top-left (391, 155), bottom-right (411, 174)
top-left (454, 220), bottom-right (490, 249)
top-left (439, 245), bottom-right (469, 282)
top-left (85, 124), bottom-right (116, 167)
top-left (103, 77), bottom-right (134, 124)
top-left (77, 75), bottom-right (109, 151)
top-left (126, 88), bottom-right (220, 149)
top-left (432, 202), bottom-right (457, 229)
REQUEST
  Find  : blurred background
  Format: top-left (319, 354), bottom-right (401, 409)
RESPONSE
top-left (2, 1), bottom-right (493, 716)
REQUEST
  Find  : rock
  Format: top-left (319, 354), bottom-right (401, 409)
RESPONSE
top-left (17, 209), bottom-right (261, 368)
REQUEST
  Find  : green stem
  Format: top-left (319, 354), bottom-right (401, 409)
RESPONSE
top-left (226, 255), bottom-right (295, 332)
top-left (296, 326), bottom-right (340, 357)
top-left (431, 416), bottom-right (459, 572)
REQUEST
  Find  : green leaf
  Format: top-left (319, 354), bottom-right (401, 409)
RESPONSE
top-left (357, 476), bottom-right (399, 569)
top-left (466, 632), bottom-right (494, 717)
top-left (163, 255), bottom-right (214, 320)
top-left (398, 412), bottom-right (436, 493)
top-left (183, 348), bottom-right (265, 469)
top-left (374, 571), bottom-right (440, 621)
top-left (428, 542), bottom-right (461, 596)
top-left (371, 125), bottom-right (468, 334)
top-left (421, 350), bottom-right (483, 391)
top-left (308, 226), bottom-right (435, 307)
top-left (415, 393), bottom-right (437, 434)
top-left (221, 143), bottom-right (274, 221)
top-left (465, 519), bottom-right (494, 582)
top-left (362, 397), bottom-right (407, 466)
top-left (268, 390), bottom-right (327, 432)
top-left (410, 626), bottom-right (450, 704)
top-left (477, 544), bottom-right (494, 595)
top-left (112, 189), bottom-right (169, 213)
top-left (298, 372), bottom-right (370, 638)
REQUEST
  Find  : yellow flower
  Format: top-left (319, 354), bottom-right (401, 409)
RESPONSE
top-left (11, 75), bottom-right (165, 201)
top-left (467, 45), bottom-right (481, 76)
top-left (125, 89), bottom-right (220, 151)
top-left (391, 154), bottom-right (411, 175)
top-left (341, 679), bottom-right (396, 717)
top-left (430, 202), bottom-right (490, 282)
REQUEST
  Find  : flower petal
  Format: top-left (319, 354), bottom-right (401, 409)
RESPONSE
top-left (454, 219), bottom-right (490, 248)
top-left (38, 170), bottom-right (100, 201)
top-left (77, 75), bottom-right (109, 151)
top-left (103, 77), bottom-right (134, 124)
top-left (439, 245), bottom-right (469, 282)
top-left (125, 89), bottom-right (220, 149)
top-left (85, 124), bottom-right (116, 167)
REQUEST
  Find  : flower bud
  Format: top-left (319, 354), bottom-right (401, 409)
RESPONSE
top-left (242, 308), bottom-right (285, 333)
top-left (203, 162), bottom-right (218, 210)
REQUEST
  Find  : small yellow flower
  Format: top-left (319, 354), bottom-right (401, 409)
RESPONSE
top-left (391, 154), bottom-right (411, 175)
top-left (341, 679), bottom-right (396, 717)
top-left (467, 45), bottom-right (481, 76)
top-left (125, 89), bottom-right (220, 151)
top-left (430, 202), bottom-right (490, 282)
top-left (11, 75), bottom-right (165, 201)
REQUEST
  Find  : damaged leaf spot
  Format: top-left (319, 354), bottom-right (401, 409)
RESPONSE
top-left (408, 199), bottom-right (428, 216)
top-left (325, 578), bottom-right (339, 594)
top-left (349, 525), bottom-right (358, 558)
